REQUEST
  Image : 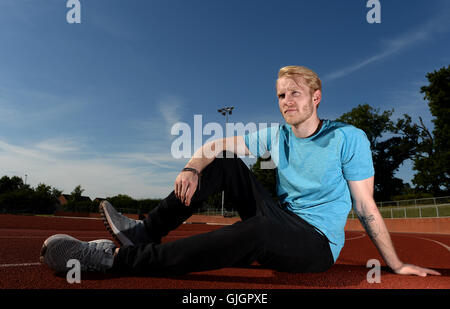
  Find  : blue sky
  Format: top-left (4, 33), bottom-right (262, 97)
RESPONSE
top-left (0, 0), bottom-right (449, 200)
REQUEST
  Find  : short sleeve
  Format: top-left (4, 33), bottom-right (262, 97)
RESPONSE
top-left (340, 128), bottom-right (375, 181)
top-left (244, 125), bottom-right (278, 158)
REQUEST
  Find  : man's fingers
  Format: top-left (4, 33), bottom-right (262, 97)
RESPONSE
top-left (422, 268), bottom-right (441, 276)
top-left (174, 181), bottom-right (180, 199)
top-left (184, 182), bottom-right (198, 206)
top-left (412, 265), bottom-right (441, 276)
top-left (396, 264), bottom-right (441, 276)
top-left (174, 172), bottom-right (199, 205)
top-left (180, 180), bottom-right (189, 204)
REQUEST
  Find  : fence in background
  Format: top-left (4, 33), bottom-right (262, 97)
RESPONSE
top-left (350, 196), bottom-right (450, 219)
top-left (193, 196), bottom-right (450, 219)
top-left (376, 196), bottom-right (450, 207)
top-left (193, 208), bottom-right (239, 218)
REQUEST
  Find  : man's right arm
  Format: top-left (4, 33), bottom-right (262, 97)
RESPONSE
top-left (174, 136), bottom-right (249, 206)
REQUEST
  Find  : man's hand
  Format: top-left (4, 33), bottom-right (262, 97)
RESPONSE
top-left (174, 170), bottom-right (198, 206)
top-left (347, 177), bottom-right (441, 277)
top-left (174, 136), bottom-right (249, 206)
top-left (392, 263), bottom-right (441, 277)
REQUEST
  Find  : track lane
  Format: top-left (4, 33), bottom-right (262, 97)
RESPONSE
top-left (0, 215), bottom-right (448, 289)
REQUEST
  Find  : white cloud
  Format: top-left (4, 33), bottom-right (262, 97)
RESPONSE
top-left (324, 32), bottom-right (425, 82)
top-left (158, 95), bottom-right (185, 133)
top-left (35, 138), bottom-right (80, 154)
top-left (0, 140), bottom-right (48, 161)
top-left (130, 95), bottom-right (185, 138)
top-left (0, 86), bottom-right (87, 128)
top-left (114, 152), bottom-right (185, 170)
top-left (0, 89), bottom-right (193, 200)
top-left (0, 138), bottom-right (178, 200)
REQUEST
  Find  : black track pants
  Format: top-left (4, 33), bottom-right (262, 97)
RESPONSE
top-left (114, 154), bottom-right (334, 275)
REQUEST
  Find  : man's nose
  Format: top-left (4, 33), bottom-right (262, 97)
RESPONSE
top-left (284, 94), bottom-right (294, 105)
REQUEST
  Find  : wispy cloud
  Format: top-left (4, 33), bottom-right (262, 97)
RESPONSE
top-left (0, 86), bottom-right (87, 127)
top-left (323, 8), bottom-right (450, 82)
top-left (130, 95), bottom-right (185, 135)
top-left (0, 88), bottom-right (190, 199)
top-left (35, 138), bottom-right (80, 154)
top-left (158, 95), bottom-right (185, 133)
top-left (114, 152), bottom-right (185, 170)
top-left (0, 140), bottom-right (47, 161)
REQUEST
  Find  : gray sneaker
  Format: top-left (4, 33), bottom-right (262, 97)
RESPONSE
top-left (40, 234), bottom-right (116, 273)
top-left (99, 200), bottom-right (150, 246)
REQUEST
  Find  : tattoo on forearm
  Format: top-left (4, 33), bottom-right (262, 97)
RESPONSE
top-left (358, 214), bottom-right (380, 239)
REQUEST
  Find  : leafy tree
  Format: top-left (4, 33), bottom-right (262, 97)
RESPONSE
top-left (106, 194), bottom-right (137, 212)
top-left (51, 187), bottom-right (63, 199)
top-left (35, 183), bottom-right (52, 196)
top-left (0, 190), bottom-right (30, 213)
top-left (33, 183), bottom-right (58, 213)
top-left (136, 198), bottom-right (162, 213)
top-left (104, 195), bottom-right (162, 214)
top-left (70, 185), bottom-right (85, 202)
top-left (0, 176), bottom-right (58, 214)
top-left (412, 65), bottom-right (450, 195)
top-left (0, 176), bottom-right (26, 193)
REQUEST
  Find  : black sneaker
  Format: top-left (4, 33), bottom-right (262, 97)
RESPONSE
top-left (40, 234), bottom-right (116, 273)
top-left (99, 200), bottom-right (150, 246)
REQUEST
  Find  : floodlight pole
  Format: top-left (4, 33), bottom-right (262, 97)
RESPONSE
top-left (217, 106), bottom-right (234, 216)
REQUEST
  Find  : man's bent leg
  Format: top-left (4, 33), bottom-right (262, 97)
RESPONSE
top-left (114, 213), bottom-right (334, 275)
top-left (115, 216), bottom-right (269, 275)
top-left (143, 153), bottom-right (273, 243)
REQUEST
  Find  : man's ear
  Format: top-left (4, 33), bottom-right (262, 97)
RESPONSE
top-left (313, 90), bottom-right (322, 108)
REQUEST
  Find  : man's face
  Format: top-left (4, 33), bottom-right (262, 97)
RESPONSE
top-left (276, 77), bottom-right (320, 126)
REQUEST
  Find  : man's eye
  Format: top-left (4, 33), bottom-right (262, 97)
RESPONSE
top-left (278, 94), bottom-right (285, 99)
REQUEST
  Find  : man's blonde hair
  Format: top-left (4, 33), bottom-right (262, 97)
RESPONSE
top-left (277, 65), bottom-right (322, 94)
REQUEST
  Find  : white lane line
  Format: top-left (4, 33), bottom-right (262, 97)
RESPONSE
top-left (346, 233), bottom-right (365, 240)
top-left (411, 236), bottom-right (450, 253)
top-left (0, 236), bottom-right (44, 239)
top-left (0, 262), bottom-right (41, 268)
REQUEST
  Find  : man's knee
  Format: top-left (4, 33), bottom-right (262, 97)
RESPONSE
top-left (236, 216), bottom-right (277, 244)
top-left (216, 152), bottom-right (247, 171)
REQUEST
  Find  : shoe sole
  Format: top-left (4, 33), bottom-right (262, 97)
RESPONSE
top-left (39, 234), bottom-right (80, 272)
top-left (99, 203), bottom-right (133, 247)
top-left (40, 234), bottom-right (115, 272)
top-left (39, 234), bottom-right (69, 264)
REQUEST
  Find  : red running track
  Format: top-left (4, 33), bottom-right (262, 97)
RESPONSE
top-left (0, 214), bottom-right (449, 289)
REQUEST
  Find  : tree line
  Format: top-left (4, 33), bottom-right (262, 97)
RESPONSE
top-left (0, 178), bottom-right (162, 215)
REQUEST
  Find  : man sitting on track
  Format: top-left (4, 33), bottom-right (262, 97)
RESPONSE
top-left (40, 65), bottom-right (440, 277)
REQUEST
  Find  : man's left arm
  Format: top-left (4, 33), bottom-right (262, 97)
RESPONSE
top-left (347, 176), bottom-right (441, 276)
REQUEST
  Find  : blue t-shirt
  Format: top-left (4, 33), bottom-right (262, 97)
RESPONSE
top-left (244, 120), bottom-right (374, 261)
